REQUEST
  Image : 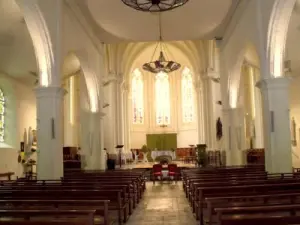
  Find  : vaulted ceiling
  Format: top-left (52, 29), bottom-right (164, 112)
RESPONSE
top-left (86, 0), bottom-right (235, 42)
top-left (0, 0), bottom-right (240, 81)
top-left (83, 0), bottom-right (239, 42)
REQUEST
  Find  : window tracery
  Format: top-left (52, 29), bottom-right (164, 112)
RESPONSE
top-left (155, 72), bottom-right (171, 125)
top-left (132, 69), bottom-right (144, 124)
top-left (182, 67), bottom-right (194, 123)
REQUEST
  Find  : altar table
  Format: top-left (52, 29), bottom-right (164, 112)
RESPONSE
top-left (151, 150), bottom-right (176, 160)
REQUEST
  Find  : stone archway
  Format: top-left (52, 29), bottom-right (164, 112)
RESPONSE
top-left (15, 0), bottom-right (54, 87)
top-left (267, 0), bottom-right (296, 78)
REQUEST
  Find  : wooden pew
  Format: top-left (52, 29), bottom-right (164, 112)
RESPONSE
top-left (0, 189), bottom-right (125, 225)
top-left (196, 182), bottom-right (300, 224)
top-left (0, 209), bottom-right (96, 225)
top-left (0, 183), bottom-right (135, 215)
top-left (206, 192), bottom-right (300, 225)
top-left (215, 204), bottom-right (300, 225)
top-left (0, 200), bottom-right (110, 225)
top-left (189, 177), bottom-right (300, 208)
top-left (218, 215), bottom-right (300, 225)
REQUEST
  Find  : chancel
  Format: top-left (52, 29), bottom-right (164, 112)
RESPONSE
top-left (1, 0), bottom-right (300, 224)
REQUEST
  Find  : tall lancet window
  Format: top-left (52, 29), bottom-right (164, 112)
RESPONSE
top-left (0, 89), bottom-right (5, 142)
top-left (132, 68), bottom-right (144, 124)
top-left (182, 67), bottom-right (194, 123)
top-left (155, 72), bottom-right (170, 125)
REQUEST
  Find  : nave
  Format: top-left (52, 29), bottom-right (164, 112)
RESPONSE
top-left (2, 164), bottom-right (300, 225)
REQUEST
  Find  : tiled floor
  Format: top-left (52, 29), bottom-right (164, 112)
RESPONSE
top-left (126, 181), bottom-right (198, 225)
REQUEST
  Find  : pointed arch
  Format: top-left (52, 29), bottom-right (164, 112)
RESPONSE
top-left (267, 0), bottom-right (296, 77)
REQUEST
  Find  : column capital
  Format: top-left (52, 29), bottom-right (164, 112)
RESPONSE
top-left (35, 86), bottom-right (66, 98)
top-left (256, 77), bottom-right (290, 90)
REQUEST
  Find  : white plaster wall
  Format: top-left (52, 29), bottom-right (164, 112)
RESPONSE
top-left (0, 74), bottom-right (36, 178)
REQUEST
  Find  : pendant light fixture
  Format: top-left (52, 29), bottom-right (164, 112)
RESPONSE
top-left (142, 13), bottom-right (181, 74)
top-left (121, 0), bottom-right (189, 12)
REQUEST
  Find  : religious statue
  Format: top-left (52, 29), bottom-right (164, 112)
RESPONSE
top-left (216, 117), bottom-right (223, 140)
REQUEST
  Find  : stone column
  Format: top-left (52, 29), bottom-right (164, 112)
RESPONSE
top-left (116, 77), bottom-right (124, 147)
top-left (195, 82), bottom-right (206, 144)
top-left (107, 78), bottom-right (118, 154)
top-left (202, 75), bottom-right (216, 149)
top-left (64, 77), bottom-right (77, 147)
top-left (224, 108), bottom-right (244, 166)
top-left (256, 77), bottom-right (292, 173)
top-left (35, 87), bottom-right (65, 180)
top-left (99, 113), bottom-right (106, 170)
top-left (122, 85), bottom-right (130, 153)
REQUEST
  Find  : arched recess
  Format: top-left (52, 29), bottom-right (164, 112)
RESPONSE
top-left (119, 41), bottom-right (203, 150)
top-left (15, 0), bottom-right (54, 87)
top-left (228, 42), bottom-right (264, 151)
top-left (61, 52), bottom-right (101, 168)
top-left (267, 0), bottom-right (296, 78)
top-left (228, 43), bottom-right (260, 108)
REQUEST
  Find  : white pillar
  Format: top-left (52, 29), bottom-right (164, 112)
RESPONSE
top-left (99, 113), bottom-right (106, 170)
top-left (257, 77), bottom-right (292, 173)
top-left (195, 83), bottom-right (205, 144)
top-left (225, 108), bottom-right (244, 166)
top-left (116, 78), bottom-right (123, 146)
top-left (64, 77), bottom-right (77, 147)
top-left (107, 78), bottom-right (118, 154)
top-left (122, 86), bottom-right (130, 153)
top-left (252, 69), bottom-right (264, 148)
top-left (202, 75), bottom-right (217, 149)
top-left (36, 87), bottom-right (65, 180)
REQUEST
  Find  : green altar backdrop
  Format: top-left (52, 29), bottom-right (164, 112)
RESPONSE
top-left (146, 133), bottom-right (177, 150)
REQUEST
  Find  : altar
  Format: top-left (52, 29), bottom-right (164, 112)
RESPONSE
top-left (151, 150), bottom-right (176, 161)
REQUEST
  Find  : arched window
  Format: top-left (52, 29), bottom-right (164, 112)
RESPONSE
top-left (155, 72), bottom-right (170, 125)
top-left (0, 89), bottom-right (5, 142)
top-left (132, 68), bottom-right (144, 124)
top-left (182, 67), bottom-right (194, 123)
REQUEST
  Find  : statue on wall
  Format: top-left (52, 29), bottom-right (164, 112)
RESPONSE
top-left (216, 117), bottom-right (223, 140)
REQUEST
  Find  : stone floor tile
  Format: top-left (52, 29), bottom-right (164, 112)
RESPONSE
top-left (126, 181), bottom-right (197, 224)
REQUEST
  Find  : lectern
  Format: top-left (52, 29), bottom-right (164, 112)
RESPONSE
top-left (116, 145), bottom-right (124, 168)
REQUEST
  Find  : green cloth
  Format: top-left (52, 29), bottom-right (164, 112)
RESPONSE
top-left (146, 133), bottom-right (177, 150)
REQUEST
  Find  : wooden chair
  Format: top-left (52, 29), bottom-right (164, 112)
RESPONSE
top-left (152, 164), bottom-right (162, 184)
top-left (168, 164), bottom-right (178, 183)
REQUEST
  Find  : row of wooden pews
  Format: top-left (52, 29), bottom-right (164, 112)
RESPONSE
top-left (0, 169), bottom-right (146, 225)
top-left (182, 165), bottom-right (300, 225)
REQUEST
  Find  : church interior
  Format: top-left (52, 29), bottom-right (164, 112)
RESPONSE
top-left (1, 0), bottom-right (300, 224)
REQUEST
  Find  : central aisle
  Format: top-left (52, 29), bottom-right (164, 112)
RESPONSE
top-left (126, 181), bottom-right (198, 225)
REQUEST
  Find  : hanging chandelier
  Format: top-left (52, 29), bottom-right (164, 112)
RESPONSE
top-left (121, 0), bottom-right (189, 12)
top-left (142, 14), bottom-right (181, 74)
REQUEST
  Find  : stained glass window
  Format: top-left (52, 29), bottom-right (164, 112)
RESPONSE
top-left (0, 89), bottom-right (5, 142)
top-left (132, 69), bottom-right (144, 124)
top-left (155, 72), bottom-right (171, 125)
top-left (182, 67), bottom-right (194, 123)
